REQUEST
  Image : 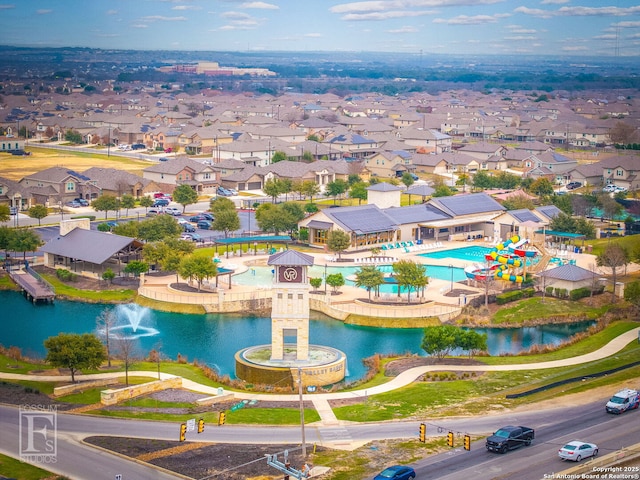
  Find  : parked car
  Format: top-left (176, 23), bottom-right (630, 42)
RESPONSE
top-left (154, 193), bottom-right (167, 199)
top-left (73, 198), bottom-right (90, 206)
top-left (373, 465), bottom-right (416, 480)
top-left (227, 187), bottom-right (238, 196)
top-left (603, 184), bottom-right (617, 192)
top-left (153, 198), bottom-right (169, 207)
top-left (217, 186), bottom-right (233, 196)
top-left (566, 181), bottom-right (582, 190)
top-left (146, 208), bottom-right (161, 216)
top-left (613, 185), bottom-right (628, 192)
top-left (189, 213), bottom-right (214, 222)
top-left (182, 223), bottom-right (196, 232)
top-left (606, 388), bottom-right (639, 414)
top-left (165, 207), bottom-right (182, 216)
top-left (131, 143), bottom-right (146, 150)
top-left (486, 425), bottom-right (534, 453)
top-left (65, 201), bottom-right (81, 208)
top-left (558, 441), bottom-right (598, 462)
top-left (10, 149), bottom-right (30, 155)
top-left (197, 220), bottom-right (212, 230)
top-left (159, 157), bottom-right (169, 162)
top-left (180, 232), bottom-right (202, 242)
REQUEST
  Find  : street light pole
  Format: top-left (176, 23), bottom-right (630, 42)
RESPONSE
top-left (324, 263), bottom-right (328, 295)
top-left (449, 264), bottom-right (454, 293)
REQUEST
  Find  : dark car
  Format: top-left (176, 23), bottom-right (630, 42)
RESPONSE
top-left (197, 220), bottom-right (212, 230)
top-left (373, 465), bottom-right (416, 480)
top-left (159, 157), bottom-right (169, 162)
top-left (11, 149), bottom-right (29, 156)
top-left (182, 223), bottom-right (196, 232)
top-left (154, 198), bottom-right (169, 207)
top-left (566, 181), bottom-right (582, 190)
top-left (189, 213), bottom-right (214, 222)
top-left (65, 201), bottom-right (81, 208)
top-left (74, 198), bottom-right (90, 206)
top-left (180, 232), bottom-right (202, 242)
top-left (131, 143), bottom-right (146, 150)
top-left (486, 425), bottom-right (534, 453)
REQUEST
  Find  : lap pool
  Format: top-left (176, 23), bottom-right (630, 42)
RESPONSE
top-left (419, 245), bottom-right (493, 262)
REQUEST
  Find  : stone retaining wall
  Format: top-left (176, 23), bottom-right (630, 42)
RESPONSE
top-left (53, 378), bottom-right (119, 397)
top-left (100, 376), bottom-right (182, 405)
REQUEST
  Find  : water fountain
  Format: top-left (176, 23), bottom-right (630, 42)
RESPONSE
top-left (235, 251), bottom-right (347, 388)
top-left (99, 304), bottom-right (160, 340)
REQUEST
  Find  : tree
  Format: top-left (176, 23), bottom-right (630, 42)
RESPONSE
top-left (597, 243), bottom-right (629, 303)
top-left (597, 193), bottom-right (623, 220)
top-left (44, 333), bottom-right (106, 382)
top-left (392, 259), bottom-right (428, 303)
top-left (96, 308), bottom-right (117, 367)
top-left (609, 121), bottom-right (637, 145)
top-left (92, 195), bottom-right (120, 219)
top-left (421, 325), bottom-right (459, 360)
top-left (27, 204), bottom-right (49, 226)
top-left (173, 184), bottom-right (198, 213)
top-left (210, 196), bottom-right (236, 214)
top-left (325, 272), bottom-right (345, 294)
top-left (102, 268), bottom-right (115, 284)
top-left (139, 196), bottom-right (154, 212)
top-left (212, 209), bottom-right (241, 238)
top-left (271, 151), bottom-right (287, 163)
top-left (326, 229), bottom-right (351, 260)
top-left (64, 129), bottom-right (83, 144)
top-left (349, 182), bottom-right (368, 205)
top-left (255, 203), bottom-right (286, 234)
top-left (120, 194), bottom-right (136, 217)
top-left (472, 171), bottom-right (493, 190)
top-left (456, 329), bottom-right (488, 358)
top-left (325, 179), bottom-right (348, 205)
top-left (501, 194), bottom-right (534, 211)
top-left (137, 214), bottom-right (182, 242)
top-left (354, 265), bottom-right (385, 301)
top-left (10, 228), bottom-right (42, 260)
top-left (301, 181), bottom-right (320, 204)
top-left (456, 173), bottom-right (470, 193)
top-left (401, 172), bottom-right (415, 188)
top-left (113, 333), bottom-right (139, 386)
top-left (0, 204), bottom-right (10, 223)
top-left (530, 178), bottom-right (555, 197)
top-left (263, 178), bottom-right (285, 203)
top-left (624, 281), bottom-right (640, 312)
top-left (310, 277), bottom-right (323, 292)
top-left (124, 260), bottom-right (148, 277)
top-left (432, 183), bottom-right (453, 197)
top-left (178, 255), bottom-right (217, 291)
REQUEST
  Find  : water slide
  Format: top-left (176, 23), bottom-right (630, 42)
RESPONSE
top-left (464, 263), bottom-right (499, 281)
top-left (486, 235), bottom-right (525, 283)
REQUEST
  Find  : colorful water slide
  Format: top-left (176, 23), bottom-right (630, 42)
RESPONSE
top-left (464, 263), bottom-right (499, 281)
top-left (508, 237), bottom-right (538, 259)
top-left (486, 235), bottom-right (525, 283)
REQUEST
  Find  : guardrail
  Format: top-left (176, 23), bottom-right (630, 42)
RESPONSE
top-left (25, 265), bottom-right (55, 292)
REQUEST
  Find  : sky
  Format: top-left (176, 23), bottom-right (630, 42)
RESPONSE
top-left (1, 0), bottom-right (639, 57)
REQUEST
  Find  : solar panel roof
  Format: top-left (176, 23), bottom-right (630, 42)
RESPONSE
top-left (430, 193), bottom-right (504, 216)
top-left (510, 209), bottom-right (542, 223)
top-left (536, 205), bottom-right (562, 219)
top-left (326, 205), bottom-right (397, 234)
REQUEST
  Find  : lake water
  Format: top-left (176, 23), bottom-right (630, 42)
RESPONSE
top-left (0, 291), bottom-right (593, 382)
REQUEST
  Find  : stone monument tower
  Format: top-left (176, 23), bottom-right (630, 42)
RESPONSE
top-left (267, 250), bottom-right (314, 361)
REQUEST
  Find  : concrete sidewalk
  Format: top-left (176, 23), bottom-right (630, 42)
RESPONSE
top-left (1, 327), bottom-right (638, 426)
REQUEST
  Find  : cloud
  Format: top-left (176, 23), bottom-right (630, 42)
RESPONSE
top-left (342, 10), bottom-right (435, 21)
top-left (330, 0), bottom-right (504, 15)
top-left (172, 5), bottom-right (201, 10)
top-left (388, 26), bottom-right (419, 33)
top-left (516, 5), bottom-right (640, 19)
top-left (505, 24), bottom-right (536, 34)
top-left (106, 9), bottom-right (118, 15)
top-left (513, 6), bottom-right (553, 19)
top-left (36, 9), bottom-right (52, 15)
top-left (303, 33), bottom-right (323, 38)
top-left (562, 46), bottom-right (589, 51)
top-left (140, 15), bottom-right (188, 22)
top-left (221, 11), bottom-right (252, 20)
top-left (240, 2), bottom-right (279, 9)
top-left (0, 3), bottom-right (15, 8)
top-left (504, 35), bottom-right (536, 41)
top-left (540, 0), bottom-right (568, 4)
top-left (593, 34), bottom-right (617, 40)
top-left (131, 24), bottom-right (149, 29)
top-left (612, 21), bottom-right (640, 28)
top-left (433, 13), bottom-right (510, 25)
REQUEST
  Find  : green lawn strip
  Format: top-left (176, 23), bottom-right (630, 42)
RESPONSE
top-left (89, 407), bottom-right (320, 424)
top-left (0, 354), bottom-right (53, 374)
top-left (40, 273), bottom-right (136, 302)
top-left (135, 295), bottom-right (207, 314)
top-left (123, 397), bottom-right (195, 408)
top-left (0, 453), bottom-right (56, 480)
top-left (7, 379), bottom-right (56, 395)
top-left (0, 275), bottom-right (19, 290)
top-left (588, 236), bottom-right (639, 257)
top-left (491, 297), bottom-right (609, 324)
top-left (335, 342), bottom-right (640, 422)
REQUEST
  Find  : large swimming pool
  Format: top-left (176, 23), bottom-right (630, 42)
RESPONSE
top-left (419, 245), bottom-right (493, 262)
top-left (233, 264), bottom-right (467, 293)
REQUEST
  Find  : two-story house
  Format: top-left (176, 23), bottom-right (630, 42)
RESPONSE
top-left (20, 167), bottom-right (101, 205)
top-left (142, 157), bottom-right (218, 194)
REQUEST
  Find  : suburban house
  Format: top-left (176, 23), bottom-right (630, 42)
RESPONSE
top-left (20, 166), bottom-right (102, 206)
top-left (326, 133), bottom-right (380, 159)
top-left (142, 157), bottom-right (219, 194)
top-left (522, 151), bottom-right (578, 184)
top-left (599, 155), bottom-right (640, 190)
top-left (399, 128), bottom-right (452, 154)
top-left (0, 136), bottom-right (25, 152)
top-left (82, 167), bottom-right (160, 198)
top-left (0, 176), bottom-right (33, 212)
top-left (365, 151), bottom-right (414, 179)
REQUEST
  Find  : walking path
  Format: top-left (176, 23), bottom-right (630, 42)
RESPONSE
top-left (1, 327), bottom-right (638, 425)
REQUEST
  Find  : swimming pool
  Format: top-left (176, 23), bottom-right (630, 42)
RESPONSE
top-left (419, 245), bottom-right (492, 262)
top-left (233, 264), bottom-right (467, 292)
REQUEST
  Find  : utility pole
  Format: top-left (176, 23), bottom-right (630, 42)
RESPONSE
top-left (298, 368), bottom-right (306, 458)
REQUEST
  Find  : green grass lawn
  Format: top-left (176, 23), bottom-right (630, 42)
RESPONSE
top-left (40, 273), bottom-right (136, 302)
top-left (491, 297), bottom-right (610, 324)
top-left (0, 453), bottom-right (57, 480)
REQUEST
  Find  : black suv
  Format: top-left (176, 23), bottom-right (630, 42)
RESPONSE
top-left (566, 181), bottom-right (582, 190)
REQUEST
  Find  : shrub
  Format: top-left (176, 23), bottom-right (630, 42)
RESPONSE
top-left (554, 287), bottom-right (568, 299)
top-left (545, 286), bottom-right (554, 296)
top-left (570, 287), bottom-right (592, 300)
top-left (496, 290), bottom-right (524, 305)
top-left (56, 269), bottom-right (77, 282)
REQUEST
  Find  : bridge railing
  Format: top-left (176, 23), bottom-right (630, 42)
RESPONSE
top-left (25, 265), bottom-right (55, 293)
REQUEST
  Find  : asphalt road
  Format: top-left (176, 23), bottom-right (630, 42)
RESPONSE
top-left (2, 395), bottom-right (639, 480)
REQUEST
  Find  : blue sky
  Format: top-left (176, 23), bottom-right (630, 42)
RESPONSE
top-left (1, 1), bottom-right (639, 57)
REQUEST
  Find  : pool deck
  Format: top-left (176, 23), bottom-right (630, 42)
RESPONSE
top-left (139, 238), bottom-right (637, 319)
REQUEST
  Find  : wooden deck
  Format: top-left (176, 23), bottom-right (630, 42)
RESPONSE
top-left (9, 269), bottom-right (55, 303)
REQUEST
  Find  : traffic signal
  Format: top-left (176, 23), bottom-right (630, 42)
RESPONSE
top-left (447, 431), bottom-right (454, 447)
top-left (197, 418), bottom-right (205, 434)
top-left (464, 434), bottom-right (471, 451)
top-left (179, 423), bottom-right (187, 442)
top-left (218, 411), bottom-right (226, 426)
top-left (419, 423), bottom-right (426, 443)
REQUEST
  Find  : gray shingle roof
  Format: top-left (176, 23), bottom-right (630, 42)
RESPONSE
top-left (41, 229), bottom-right (135, 264)
top-left (367, 182), bottom-right (401, 192)
top-left (537, 264), bottom-right (595, 282)
top-left (268, 249), bottom-right (314, 266)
